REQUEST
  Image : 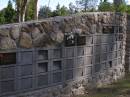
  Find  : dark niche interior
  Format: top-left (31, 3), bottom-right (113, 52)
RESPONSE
top-left (103, 26), bottom-right (114, 34)
top-left (0, 53), bottom-right (16, 65)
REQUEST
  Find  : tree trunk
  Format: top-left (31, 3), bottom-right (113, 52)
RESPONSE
top-left (21, 0), bottom-right (30, 22)
top-left (34, 0), bottom-right (38, 20)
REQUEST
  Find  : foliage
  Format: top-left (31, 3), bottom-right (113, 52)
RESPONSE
top-left (127, 6), bottom-right (130, 14)
top-left (4, 0), bottom-right (16, 23)
top-left (25, 0), bottom-right (35, 20)
top-left (52, 4), bottom-right (69, 17)
top-left (117, 2), bottom-right (127, 13)
top-left (76, 0), bottom-right (98, 11)
top-left (0, 10), bottom-right (5, 24)
top-left (0, 0), bottom-right (16, 24)
top-left (38, 6), bottom-right (52, 18)
top-left (98, 0), bottom-right (115, 12)
top-left (78, 74), bottom-right (130, 97)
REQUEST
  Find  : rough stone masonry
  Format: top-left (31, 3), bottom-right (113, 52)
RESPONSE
top-left (0, 12), bottom-right (127, 97)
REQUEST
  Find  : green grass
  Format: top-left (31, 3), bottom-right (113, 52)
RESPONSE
top-left (78, 74), bottom-right (130, 97)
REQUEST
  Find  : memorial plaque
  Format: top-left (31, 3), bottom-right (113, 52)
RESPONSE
top-left (77, 35), bottom-right (86, 46)
top-left (65, 33), bottom-right (75, 47)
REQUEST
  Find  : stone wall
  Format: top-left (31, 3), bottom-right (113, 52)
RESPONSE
top-left (0, 12), bottom-right (127, 97)
top-left (125, 14), bottom-right (130, 73)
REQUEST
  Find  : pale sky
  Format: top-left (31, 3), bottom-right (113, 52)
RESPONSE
top-left (0, 0), bottom-right (130, 11)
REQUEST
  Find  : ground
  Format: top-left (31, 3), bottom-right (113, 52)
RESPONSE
top-left (78, 74), bottom-right (130, 97)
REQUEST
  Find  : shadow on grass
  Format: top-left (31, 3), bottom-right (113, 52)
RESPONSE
top-left (78, 74), bottom-right (130, 97)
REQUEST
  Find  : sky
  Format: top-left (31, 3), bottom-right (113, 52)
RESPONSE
top-left (0, 0), bottom-right (130, 11)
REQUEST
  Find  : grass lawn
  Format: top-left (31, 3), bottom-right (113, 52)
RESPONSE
top-left (78, 74), bottom-right (130, 97)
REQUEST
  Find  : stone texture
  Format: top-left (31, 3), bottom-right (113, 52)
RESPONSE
top-left (0, 37), bottom-right (16, 49)
top-left (10, 25), bottom-right (20, 40)
top-left (0, 27), bottom-right (10, 37)
top-left (19, 32), bottom-right (32, 48)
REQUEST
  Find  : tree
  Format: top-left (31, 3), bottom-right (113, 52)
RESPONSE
top-left (76, 0), bottom-right (98, 11)
top-left (13, 0), bottom-right (38, 22)
top-left (52, 4), bottom-right (69, 16)
top-left (69, 2), bottom-right (77, 14)
top-left (114, 0), bottom-right (123, 7)
top-left (116, 1), bottom-right (127, 12)
top-left (60, 6), bottom-right (69, 16)
top-left (13, 0), bottom-right (30, 22)
top-left (4, 0), bottom-right (16, 23)
top-left (38, 6), bottom-right (52, 19)
top-left (25, 0), bottom-right (35, 21)
top-left (0, 9), bottom-right (5, 24)
top-left (98, 0), bottom-right (115, 11)
top-left (34, 0), bottom-right (38, 19)
top-left (127, 5), bottom-right (130, 14)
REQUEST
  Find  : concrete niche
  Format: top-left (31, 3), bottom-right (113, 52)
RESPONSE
top-left (38, 50), bottom-right (48, 60)
top-left (37, 74), bottom-right (48, 87)
top-left (95, 55), bottom-right (100, 64)
top-left (53, 49), bottom-right (62, 59)
top-left (1, 80), bottom-right (15, 93)
top-left (84, 56), bottom-right (92, 65)
top-left (101, 45), bottom-right (107, 53)
top-left (95, 35), bottom-right (101, 44)
top-left (86, 66), bottom-right (92, 76)
top-left (101, 53), bottom-right (107, 62)
top-left (65, 48), bottom-right (74, 57)
top-left (21, 77), bottom-right (33, 90)
top-left (85, 46), bottom-right (93, 55)
top-left (86, 36), bottom-right (93, 45)
top-left (0, 53), bottom-right (16, 65)
top-left (21, 51), bottom-right (33, 64)
top-left (77, 47), bottom-right (85, 56)
top-left (75, 68), bottom-right (84, 78)
top-left (64, 70), bottom-right (73, 80)
top-left (0, 66), bottom-right (15, 79)
top-left (76, 57), bottom-right (84, 67)
top-left (21, 64), bottom-right (33, 76)
top-left (95, 64), bottom-right (101, 72)
top-left (53, 72), bottom-right (62, 83)
top-left (38, 62), bottom-right (48, 73)
top-left (53, 61), bottom-right (62, 71)
top-left (65, 59), bottom-right (74, 69)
